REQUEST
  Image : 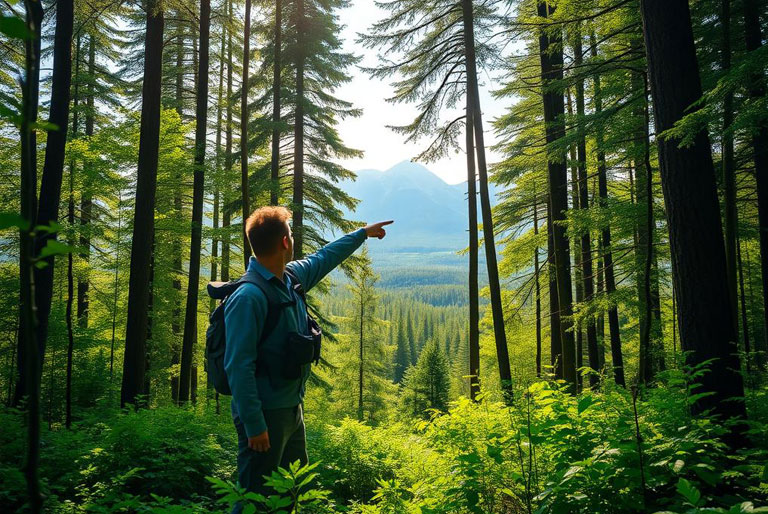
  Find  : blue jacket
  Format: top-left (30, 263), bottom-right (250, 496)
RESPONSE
top-left (223, 229), bottom-right (367, 437)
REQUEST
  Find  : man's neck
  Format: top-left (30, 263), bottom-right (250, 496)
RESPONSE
top-left (256, 255), bottom-right (286, 282)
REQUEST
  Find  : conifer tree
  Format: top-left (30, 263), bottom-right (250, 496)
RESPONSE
top-left (122, 0), bottom-right (165, 408)
top-left (402, 338), bottom-right (451, 417)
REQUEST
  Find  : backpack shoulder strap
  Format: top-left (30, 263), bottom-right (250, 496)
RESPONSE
top-left (238, 271), bottom-right (290, 346)
top-left (284, 268), bottom-right (306, 303)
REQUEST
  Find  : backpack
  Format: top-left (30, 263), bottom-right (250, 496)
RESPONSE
top-left (204, 268), bottom-right (320, 396)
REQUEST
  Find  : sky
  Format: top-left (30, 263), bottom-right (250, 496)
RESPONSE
top-left (334, 0), bottom-right (510, 185)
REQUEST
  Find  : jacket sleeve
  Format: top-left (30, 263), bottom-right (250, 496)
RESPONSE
top-left (287, 228), bottom-right (367, 291)
top-left (223, 285), bottom-right (268, 437)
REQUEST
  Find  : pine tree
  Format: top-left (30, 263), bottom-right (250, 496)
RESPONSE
top-left (393, 320), bottom-right (409, 383)
top-left (640, 0), bottom-right (746, 425)
top-left (401, 339), bottom-right (451, 418)
top-left (121, 0), bottom-right (164, 408)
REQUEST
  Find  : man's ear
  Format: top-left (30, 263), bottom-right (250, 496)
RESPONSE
top-left (282, 235), bottom-right (289, 250)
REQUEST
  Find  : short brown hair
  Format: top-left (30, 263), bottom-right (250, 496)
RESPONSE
top-left (245, 206), bottom-right (292, 256)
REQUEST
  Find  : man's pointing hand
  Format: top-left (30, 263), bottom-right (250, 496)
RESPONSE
top-left (364, 220), bottom-right (394, 240)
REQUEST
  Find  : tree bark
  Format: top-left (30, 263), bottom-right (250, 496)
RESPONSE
top-left (179, 0), bottom-right (211, 404)
top-left (537, 0), bottom-right (576, 387)
top-left (144, 231), bottom-right (156, 402)
top-left (66, 149), bottom-right (75, 429)
top-left (292, 0), bottom-right (306, 259)
top-left (462, 0), bottom-right (512, 398)
top-left (110, 193), bottom-right (122, 382)
top-left (632, 45), bottom-right (664, 384)
top-left (573, 31), bottom-right (599, 388)
top-left (358, 292), bottom-right (364, 420)
top-left (171, 22), bottom-right (185, 405)
top-left (223, 0), bottom-right (233, 281)
top-left (565, 94), bottom-right (583, 389)
top-left (534, 182), bottom-right (541, 378)
top-left (591, 34), bottom-right (624, 386)
top-left (742, 0), bottom-right (768, 365)
top-left (17, 0), bottom-right (73, 409)
top-left (121, 0), bottom-right (164, 409)
top-left (465, 99), bottom-right (480, 400)
top-left (241, 0), bottom-right (252, 268)
top-left (19, 1), bottom-right (44, 508)
top-left (270, 0), bottom-right (282, 205)
top-left (639, 0), bottom-right (746, 423)
top-left (77, 34), bottom-right (95, 327)
top-left (721, 0), bottom-right (738, 334)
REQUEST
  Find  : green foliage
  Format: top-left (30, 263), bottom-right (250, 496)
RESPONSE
top-left (4, 371), bottom-right (768, 512)
top-left (401, 339), bottom-right (452, 418)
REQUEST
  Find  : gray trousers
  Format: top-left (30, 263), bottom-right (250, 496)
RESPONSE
top-left (232, 404), bottom-right (308, 513)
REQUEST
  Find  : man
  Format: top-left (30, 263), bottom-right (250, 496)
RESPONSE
top-left (223, 205), bottom-right (392, 509)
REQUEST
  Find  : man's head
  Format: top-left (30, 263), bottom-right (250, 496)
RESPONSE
top-left (245, 206), bottom-right (293, 264)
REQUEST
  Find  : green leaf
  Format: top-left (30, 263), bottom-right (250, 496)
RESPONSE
top-left (692, 463), bottom-right (721, 486)
top-left (0, 212), bottom-right (30, 231)
top-left (761, 463), bottom-right (768, 482)
top-left (0, 16), bottom-right (30, 40)
top-left (39, 239), bottom-right (74, 258)
top-left (31, 120), bottom-right (59, 132)
top-left (34, 221), bottom-right (62, 234)
top-left (677, 478), bottom-right (701, 507)
top-left (577, 394), bottom-right (597, 414)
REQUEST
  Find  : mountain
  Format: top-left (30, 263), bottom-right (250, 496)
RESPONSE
top-left (337, 160), bottom-right (500, 268)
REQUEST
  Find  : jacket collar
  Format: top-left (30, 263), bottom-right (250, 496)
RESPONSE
top-left (246, 256), bottom-right (292, 289)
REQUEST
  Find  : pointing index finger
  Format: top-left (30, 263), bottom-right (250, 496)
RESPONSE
top-left (378, 220), bottom-right (394, 226)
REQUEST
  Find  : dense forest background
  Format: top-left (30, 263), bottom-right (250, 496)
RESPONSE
top-left (2, 0), bottom-right (768, 511)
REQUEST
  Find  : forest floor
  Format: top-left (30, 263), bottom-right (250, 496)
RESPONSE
top-left (3, 371), bottom-right (768, 513)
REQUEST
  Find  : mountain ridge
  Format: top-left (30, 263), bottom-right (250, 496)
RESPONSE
top-left (337, 160), bottom-right (500, 267)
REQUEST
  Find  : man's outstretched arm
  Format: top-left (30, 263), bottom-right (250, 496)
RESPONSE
top-left (287, 221), bottom-right (393, 291)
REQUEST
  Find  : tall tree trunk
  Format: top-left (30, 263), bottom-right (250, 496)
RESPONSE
top-left (19, 1), bottom-right (43, 509)
top-left (144, 231), bottom-right (156, 403)
top-left (270, 0), bottom-right (282, 205)
top-left (175, 22), bottom-right (185, 114)
top-left (596, 236), bottom-right (605, 369)
top-left (735, 233), bottom-right (752, 372)
top-left (292, 0), bottom-right (306, 259)
top-left (17, 0), bottom-right (73, 408)
top-left (121, 0), bottom-right (164, 409)
top-left (566, 91), bottom-right (583, 389)
top-left (633, 50), bottom-right (664, 383)
top-left (534, 183), bottom-right (541, 378)
top-left (241, 0), bottom-right (252, 269)
top-left (573, 31), bottom-right (599, 388)
top-left (537, 0), bottom-right (576, 386)
top-left (68, 35), bottom-right (82, 413)
top-left (358, 293), bottom-right (364, 421)
top-left (721, 0), bottom-right (738, 333)
top-left (7, 334), bottom-right (17, 406)
top-left (742, 0), bottom-right (768, 365)
top-left (462, 0), bottom-right (512, 398)
top-left (737, 233), bottom-right (751, 371)
top-left (210, 17), bottom-right (225, 321)
top-left (591, 34), bottom-right (624, 386)
top-left (639, 0), bottom-right (746, 424)
top-left (170, 23), bottom-right (185, 406)
top-left (466, 99), bottom-right (480, 400)
top-left (110, 193), bottom-right (122, 382)
top-left (65, 154), bottom-right (75, 429)
top-left (223, 0), bottom-right (233, 282)
top-left (77, 35), bottom-right (95, 327)
top-left (548, 200), bottom-right (562, 377)
top-left (179, 0), bottom-right (211, 404)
